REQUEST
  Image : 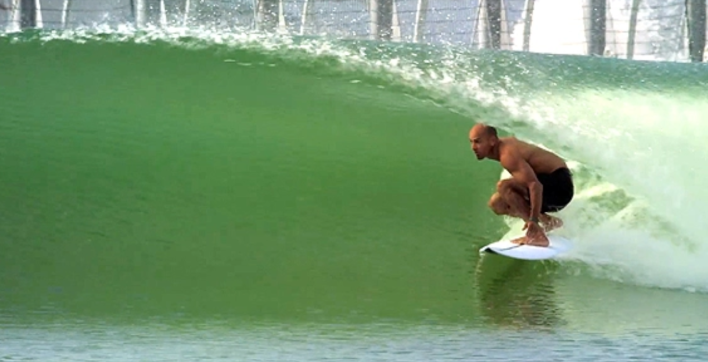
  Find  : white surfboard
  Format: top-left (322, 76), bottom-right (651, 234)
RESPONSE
top-left (479, 234), bottom-right (573, 260)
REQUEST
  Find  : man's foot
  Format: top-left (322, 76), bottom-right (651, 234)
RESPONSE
top-left (511, 235), bottom-right (549, 247)
top-left (539, 214), bottom-right (563, 232)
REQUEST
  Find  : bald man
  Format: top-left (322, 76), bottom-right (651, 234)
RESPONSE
top-left (469, 123), bottom-right (574, 247)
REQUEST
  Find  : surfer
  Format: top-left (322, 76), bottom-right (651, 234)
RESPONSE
top-left (469, 123), bottom-right (574, 247)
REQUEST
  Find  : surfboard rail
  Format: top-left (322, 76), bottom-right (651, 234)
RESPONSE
top-left (479, 234), bottom-right (572, 260)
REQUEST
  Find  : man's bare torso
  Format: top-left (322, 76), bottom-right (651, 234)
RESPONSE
top-left (498, 137), bottom-right (567, 174)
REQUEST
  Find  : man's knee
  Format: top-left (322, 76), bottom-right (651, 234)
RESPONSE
top-left (497, 179), bottom-right (527, 200)
top-left (487, 193), bottom-right (508, 215)
top-left (496, 179), bottom-right (518, 195)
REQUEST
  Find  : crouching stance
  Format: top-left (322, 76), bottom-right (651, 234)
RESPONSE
top-left (470, 123), bottom-right (574, 247)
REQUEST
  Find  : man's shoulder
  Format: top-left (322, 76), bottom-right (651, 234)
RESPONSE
top-left (499, 137), bottom-right (530, 151)
top-left (499, 137), bottom-right (525, 155)
top-left (501, 137), bottom-right (540, 156)
top-left (498, 142), bottom-right (523, 169)
top-left (499, 136), bottom-right (518, 143)
top-left (501, 136), bottom-right (534, 148)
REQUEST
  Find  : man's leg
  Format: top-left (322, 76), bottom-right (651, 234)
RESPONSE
top-left (495, 179), bottom-right (531, 220)
top-left (535, 168), bottom-right (573, 232)
top-left (493, 180), bottom-right (563, 228)
top-left (487, 192), bottom-right (510, 216)
top-left (494, 179), bottom-right (550, 247)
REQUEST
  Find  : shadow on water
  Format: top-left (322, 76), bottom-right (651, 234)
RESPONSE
top-left (473, 252), bottom-right (564, 330)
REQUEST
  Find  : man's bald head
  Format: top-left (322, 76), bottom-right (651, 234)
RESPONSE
top-left (469, 123), bottom-right (498, 139)
top-left (469, 123), bottom-right (499, 160)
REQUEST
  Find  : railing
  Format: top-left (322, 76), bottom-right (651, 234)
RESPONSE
top-left (1, 0), bottom-right (706, 62)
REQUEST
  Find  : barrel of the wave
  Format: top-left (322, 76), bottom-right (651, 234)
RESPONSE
top-left (0, 32), bottom-right (502, 322)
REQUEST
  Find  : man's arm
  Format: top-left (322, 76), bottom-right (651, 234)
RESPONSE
top-left (501, 153), bottom-right (543, 222)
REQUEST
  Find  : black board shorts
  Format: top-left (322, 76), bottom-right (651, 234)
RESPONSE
top-left (535, 167), bottom-right (574, 213)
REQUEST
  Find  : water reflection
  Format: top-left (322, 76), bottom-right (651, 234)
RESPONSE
top-left (474, 253), bottom-right (565, 330)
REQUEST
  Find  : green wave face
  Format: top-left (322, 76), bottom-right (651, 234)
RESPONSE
top-left (1, 28), bottom-right (708, 336)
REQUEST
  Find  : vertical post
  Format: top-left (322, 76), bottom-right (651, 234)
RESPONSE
top-left (473, 0), bottom-right (488, 48)
top-left (34, 0), bottom-right (41, 27)
top-left (252, 0), bottom-right (258, 29)
top-left (413, 0), bottom-right (429, 42)
top-left (299, 0), bottom-right (313, 35)
top-left (159, 0), bottom-right (167, 27)
top-left (522, 0), bottom-right (535, 51)
top-left (160, 0), bottom-right (167, 27)
top-left (19, 0), bottom-right (35, 28)
top-left (485, 0), bottom-right (502, 49)
top-left (369, 0), bottom-right (378, 40)
top-left (626, 0), bottom-right (641, 59)
top-left (257, 0), bottom-right (278, 31)
top-left (603, 0), bottom-right (615, 56)
top-left (7, 0), bottom-right (21, 32)
top-left (586, 0), bottom-right (606, 55)
top-left (369, 0), bottom-right (392, 40)
top-left (685, 0), bottom-right (706, 62)
top-left (379, 0), bottom-right (392, 40)
top-left (498, 0), bottom-right (510, 49)
top-left (61, 0), bottom-right (72, 29)
top-left (183, 0), bottom-right (190, 26)
top-left (278, 0), bottom-right (286, 31)
top-left (133, 0), bottom-right (146, 28)
top-left (391, 0), bottom-right (400, 40)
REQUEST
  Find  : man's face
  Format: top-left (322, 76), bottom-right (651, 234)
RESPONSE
top-left (469, 128), bottom-right (494, 160)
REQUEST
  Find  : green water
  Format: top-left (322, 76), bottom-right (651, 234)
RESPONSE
top-left (2, 29), bottom-right (708, 360)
